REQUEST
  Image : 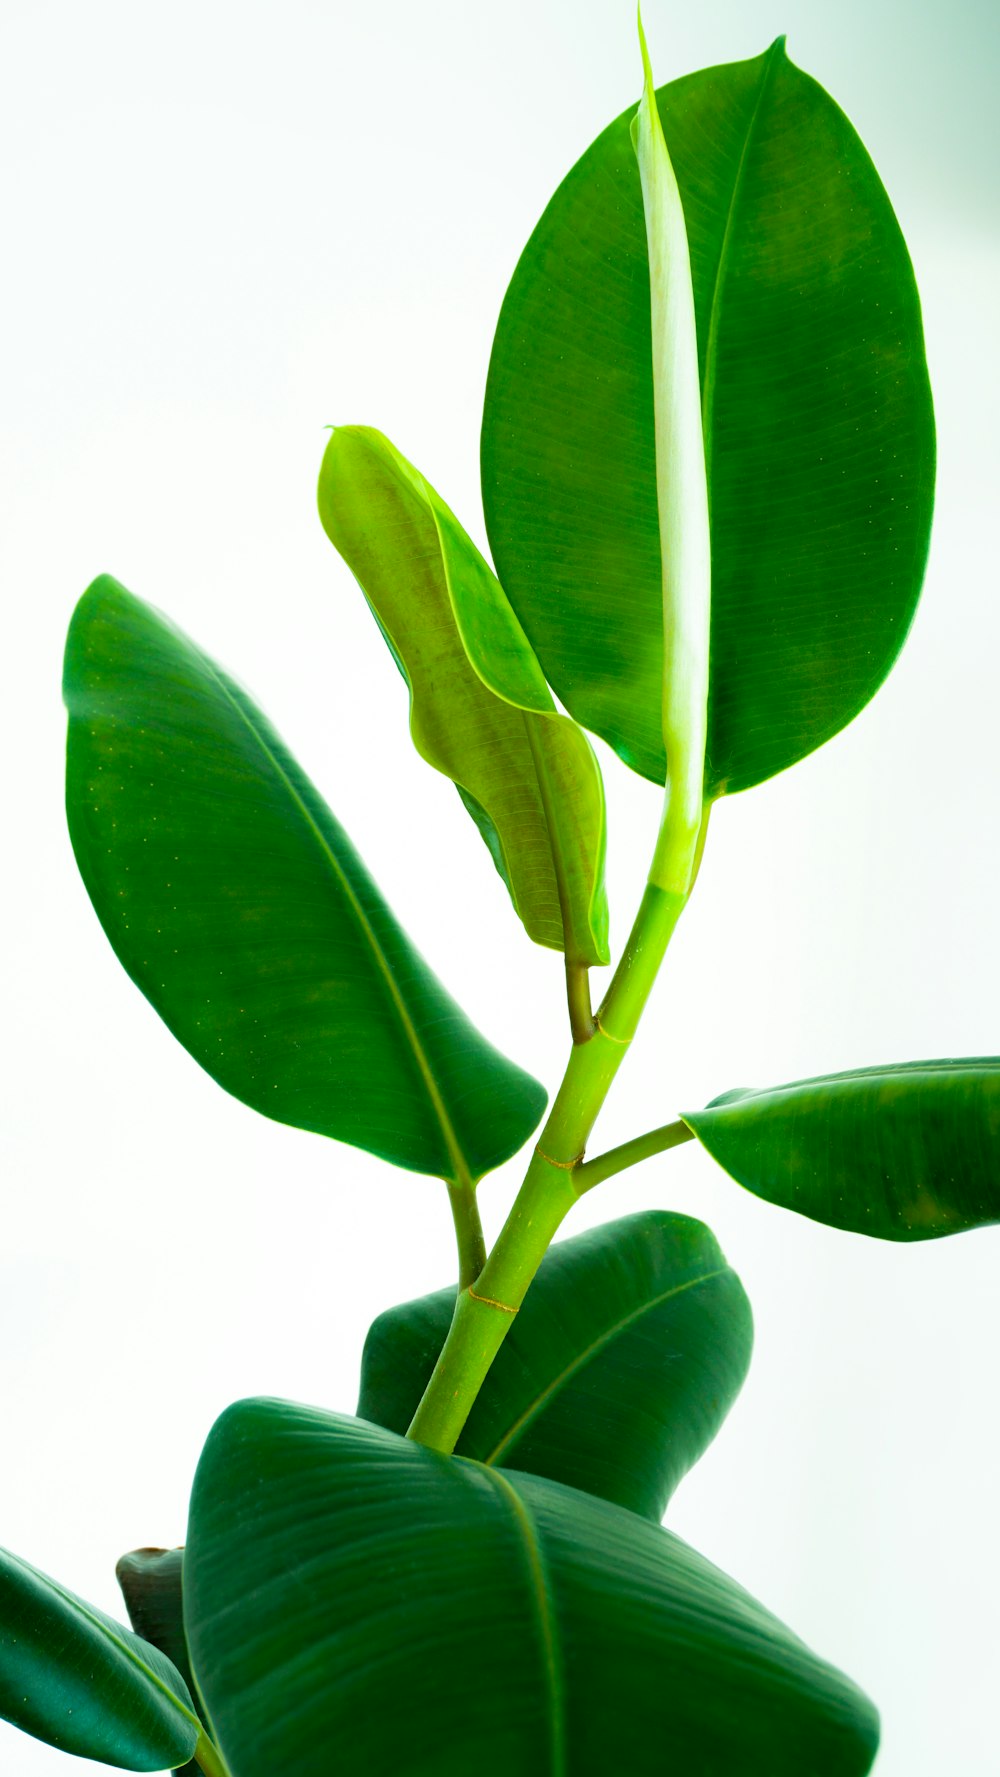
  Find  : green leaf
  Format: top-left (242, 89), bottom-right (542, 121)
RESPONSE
top-left (64, 576), bottom-right (546, 1182)
top-left (186, 1399), bottom-right (878, 1776)
top-left (117, 1549), bottom-right (200, 1777)
top-left (358, 1211), bottom-right (752, 1521)
top-left (684, 1060), bottom-right (1000, 1238)
top-left (317, 427), bottom-right (609, 965)
top-left (0, 1543), bottom-right (199, 1771)
top-left (481, 40), bottom-right (935, 795)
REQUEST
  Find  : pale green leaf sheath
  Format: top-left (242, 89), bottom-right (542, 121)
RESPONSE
top-left (318, 426), bottom-right (609, 967)
top-left (632, 12), bottom-right (711, 899)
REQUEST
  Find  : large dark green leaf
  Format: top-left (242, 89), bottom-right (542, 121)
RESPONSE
top-left (358, 1211), bottom-right (752, 1520)
top-left (64, 576), bottom-right (546, 1182)
top-left (117, 1549), bottom-right (200, 1777)
top-left (186, 1399), bottom-right (878, 1776)
top-left (0, 1543), bottom-right (199, 1771)
top-left (318, 427), bottom-right (609, 965)
top-left (482, 40), bottom-right (935, 794)
top-left (684, 1060), bottom-right (1000, 1238)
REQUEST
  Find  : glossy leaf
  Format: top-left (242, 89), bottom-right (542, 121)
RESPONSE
top-left (358, 1210), bottom-right (752, 1520)
top-left (318, 427), bottom-right (609, 965)
top-left (0, 1543), bottom-right (199, 1771)
top-left (187, 1399), bottom-right (879, 1776)
top-left (64, 576), bottom-right (546, 1181)
top-left (482, 40), bottom-right (935, 794)
top-left (684, 1060), bottom-right (1000, 1238)
top-left (117, 1549), bottom-right (200, 1777)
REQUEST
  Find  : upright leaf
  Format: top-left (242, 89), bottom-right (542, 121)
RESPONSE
top-left (318, 427), bottom-right (609, 964)
top-left (482, 41), bottom-right (934, 794)
top-left (685, 1060), bottom-right (1000, 1238)
top-left (359, 1211), bottom-right (752, 1520)
top-left (0, 1544), bottom-right (199, 1771)
top-left (187, 1399), bottom-right (878, 1777)
top-left (64, 576), bottom-right (546, 1182)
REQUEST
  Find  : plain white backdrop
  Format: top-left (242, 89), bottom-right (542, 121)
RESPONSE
top-left (2, 1), bottom-right (998, 1772)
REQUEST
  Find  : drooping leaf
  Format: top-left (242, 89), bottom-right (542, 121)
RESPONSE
top-left (186, 1399), bottom-right (878, 1777)
top-left (684, 1060), bottom-right (1000, 1238)
top-left (117, 1549), bottom-right (200, 1777)
top-left (358, 1211), bottom-right (752, 1520)
top-left (64, 576), bottom-right (546, 1182)
top-left (317, 426), bottom-right (609, 965)
top-left (481, 40), bottom-right (935, 795)
top-left (0, 1543), bottom-right (199, 1771)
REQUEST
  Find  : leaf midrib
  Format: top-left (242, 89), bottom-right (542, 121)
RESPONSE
top-left (202, 652), bottom-right (474, 1189)
top-left (481, 1470), bottom-right (566, 1777)
top-left (482, 1265), bottom-right (728, 1467)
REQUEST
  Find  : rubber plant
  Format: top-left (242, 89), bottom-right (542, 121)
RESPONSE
top-left (4, 14), bottom-right (993, 1775)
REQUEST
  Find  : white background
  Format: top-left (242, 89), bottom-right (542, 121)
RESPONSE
top-left (2, 1), bottom-right (998, 1772)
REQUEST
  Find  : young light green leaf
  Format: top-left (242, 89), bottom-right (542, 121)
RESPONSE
top-left (64, 576), bottom-right (546, 1183)
top-left (684, 1060), bottom-right (1000, 1238)
top-left (0, 1543), bottom-right (200, 1771)
top-left (187, 1399), bottom-right (878, 1777)
top-left (482, 41), bottom-right (934, 796)
top-left (318, 426), bottom-right (609, 965)
top-left (358, 1211), bottom-right (752, 1521)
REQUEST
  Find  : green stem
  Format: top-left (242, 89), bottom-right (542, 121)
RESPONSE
top-left (447, 1181), bottom-right (488, 1290)
top-left (574, 1117), bottom-right (694, 1194)
top-left (195, 1731), bottom-right (233, 1777)
top-left (406, 877), bottom-right (693, 1455)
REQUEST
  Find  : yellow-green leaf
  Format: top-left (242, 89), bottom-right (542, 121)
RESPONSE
top-left (318, 427), bottom-right (609, 965)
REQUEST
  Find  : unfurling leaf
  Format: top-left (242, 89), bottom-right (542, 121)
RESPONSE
top-left (318, 426), bottom-right (609, 965)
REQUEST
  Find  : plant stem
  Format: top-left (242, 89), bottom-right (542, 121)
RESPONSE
top-left (195, 1731), bottom-right (233, 1777)
top-left (447, 1181), bottom-right (488, 1289)
top-left (406, 877), bottom-right (692, 1454)
top-left (574, 1117), bottom-right (694, 1194)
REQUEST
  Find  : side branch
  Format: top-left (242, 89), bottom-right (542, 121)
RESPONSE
top-left (574, 1117), bottom-right (694, 1194)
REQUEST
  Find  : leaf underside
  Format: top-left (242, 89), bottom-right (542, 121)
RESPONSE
top-left (685, 1059), bottom-right (1000, 1237)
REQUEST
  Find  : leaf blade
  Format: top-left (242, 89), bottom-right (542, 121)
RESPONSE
top-left (481, 43), bottom-right (934, 794)
top-left (358, 1211), bottom-right (752, 1520)
top-left (0, 1544), bottom-right (199, 1771)
top-left (684, 1059), bottom-right (1000, 1237)
top-left (64, 575), bottom-right (546, 1182)
top-left (186, 1399), bottom-right (878, 1777)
